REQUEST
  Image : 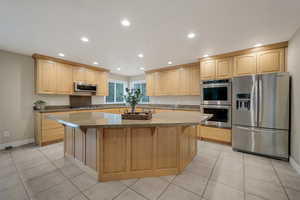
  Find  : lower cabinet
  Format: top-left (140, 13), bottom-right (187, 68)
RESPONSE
top-left (199, 126), bottom-right (231, 144)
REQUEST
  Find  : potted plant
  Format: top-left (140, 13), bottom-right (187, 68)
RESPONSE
top-left (34, 100), bottom-right (47, 110)
top-left (123, 88), bottom-right (142, 113)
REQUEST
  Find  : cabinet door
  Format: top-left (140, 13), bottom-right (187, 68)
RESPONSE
top-left (189, 65), bottom-right (201, 95)
top-left (73, 67), bottom-right (86, 83)
top-left (85, 69), bottom-right (97, 84)
top-left (146, 72), bottom-right (155, 96)
top-left (156, 71), bottom-right (168, 96)
top-left (257, 48), bottom-right (285, 74)
top-left (200, 60), bottom-right (216, 80)
top-left (167, 69), bottom-right (179, 95)
top-left (36, 59), bottom-right (57, 94)
top-left (234, 53), bottom-right (257, 76)
top-left (216, 58), bottom-right (233, 79)
top-left (56, 63), bottom-right (73, 94)
top-left (178, 67), bottom-right (190, 95)
top-left (96, 71), bottom-right (108, 96)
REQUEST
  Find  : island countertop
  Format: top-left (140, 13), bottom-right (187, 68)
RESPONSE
top-left (49, 111), bottom-right (212, 128)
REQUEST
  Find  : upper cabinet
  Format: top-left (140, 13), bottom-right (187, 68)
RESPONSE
top-left (33, 54), bottom-right (109, 96)
top-left (36, 59), bottom-right (57, 94)
top-left (200, 60), bottom-right (216, 80)
top-left (233, 53), bottom-right (257, 76)
top-left (216, 57), bottom-right (233, 79)
top-left (146, 72), bottom-right (156, 96)
top-left (257, 48), bottom-right (285, 74)
top-left (189, 64), bottom-right (201, 95)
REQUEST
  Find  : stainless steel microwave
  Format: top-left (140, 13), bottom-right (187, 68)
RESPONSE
top-left (201, 79), bottom-right (232, 105)
top-left (74, 82), bottom-right (97, 92)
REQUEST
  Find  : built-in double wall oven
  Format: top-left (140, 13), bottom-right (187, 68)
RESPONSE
top-left (201, 79), bottom-right (232, 128)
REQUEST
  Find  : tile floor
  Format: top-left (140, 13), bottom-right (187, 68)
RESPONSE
top-left (1, 140), bottom-right (300, 200)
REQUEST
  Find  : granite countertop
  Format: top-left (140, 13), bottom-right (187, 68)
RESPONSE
top-left (35, 104), bottom-right (201, 113)
top-left (49, 111), bottom-right (211, 128)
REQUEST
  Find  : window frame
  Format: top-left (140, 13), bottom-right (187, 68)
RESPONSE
top-left (105, 79), bottom-right (128, 104)
top-left (130, 80), bottom-right (150, 104)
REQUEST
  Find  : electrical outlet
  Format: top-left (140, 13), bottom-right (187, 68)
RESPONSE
top-left (3, 130), bottom-right (10, 137)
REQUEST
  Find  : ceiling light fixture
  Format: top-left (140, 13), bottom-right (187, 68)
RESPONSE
top-left (140, 67), bottom-right (145, 70)
top-left (121, 19), bottom-right (130, 27)
top-left (58, 53), bottom-right (65, 57)
top-left (117, 67), bottom-right (121, 71)
top-left (254, 43), bottom-right (262, 47)
top-left (93, 61), bottom-right (99, 65)
top-left (187, 32), bottom-right (196, 39)
top-left (203, 54), bottom-right (209, 58)
top-left (81, 37), bottom-right (89, 42)
top-left (168, 61), bottom-right (172, 65)
top-left (138, 53), bottom-right (144, 58)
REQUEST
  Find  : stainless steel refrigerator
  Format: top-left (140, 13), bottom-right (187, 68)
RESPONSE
top-left (232, 72), bottom-right (290, 160)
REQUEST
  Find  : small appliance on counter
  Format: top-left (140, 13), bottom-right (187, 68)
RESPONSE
top-left (232, 72), bottom-right (290, 160)
top-left (200, 79), bottom-right (232, 128)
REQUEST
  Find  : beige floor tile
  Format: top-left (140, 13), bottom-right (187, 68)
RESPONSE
top-left (160, 175), bottom-right (176, 183)
top-left (277, 171), bottom-right (300, 191)
top-left (12, 149), bottom-right (44, 164)
top-left (0, 185), bottom-right (29, 200)
top-left (185, 159), bottom-right (213, 179)
top-left (70, 193), bottom-right (89, 200)
top-left (204, 181), bottom-right (244, 200)
top-left (130, 177), bottom-right (169, 200)
top-left (16, 155), bottom-right (50, 171)
top-left (84, 181), bottom-right (126, 200)
top-left (60, 163), bottom-right (83, 178)
top-left (245, 163), bottom-right (280, 185)
top-left (246, 193), bottom-right (266, 200)
top-left (0, 174), bottom-right (22, 191)
top-left (244, 154), bottom-right (273, 168)
top-left (286, 187), bottom-right (300, 200)
top-left (20, 162), bottom-right (57, 181)
top-left (71, 173), bottom-right (98, 192)
top-left (245, 178), bottom-right (288, 200)
top-left (115, 188), bottom-right (147, 200)
top-left (53, 157), bottom-right (73, 168)
top-left (34, 180), bottom-right (80, 200)
top-left (214, 157), bottom-right (243, 172)
top-left (219, 150), bottom-right (244, 161)
top-left (211, 166), bottom-right (244, 191)
top-left (158, 184), bottom-right (200, 200)
top-left (24, 170), bottom-right (66, 196)
top-left (0, 155), bottom-right (13, 168)
top-left (0, 163), bottom-right (18, 179)
top-left (193, 154), bottom-right (217, 167)
top-left (272, 160), bottom-right (297, 176)
top-left (173, 171), bottom-right (207, 196)
top-left (121, 178), bottom-right (139, 186)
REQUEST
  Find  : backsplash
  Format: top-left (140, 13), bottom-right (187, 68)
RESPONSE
top-left (149, 96), bottom-right (200, 105)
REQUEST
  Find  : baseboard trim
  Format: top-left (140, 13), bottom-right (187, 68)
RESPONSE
top-left (0, 138), bottom-right (35, 150)
top-left (290, 156), bottom-right (300, 175)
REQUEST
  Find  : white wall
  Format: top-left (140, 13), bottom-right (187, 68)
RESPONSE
top-left (288, 27), bottom-right (300, 166)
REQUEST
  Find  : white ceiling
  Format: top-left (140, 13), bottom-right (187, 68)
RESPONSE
top-left (1, 0), bottom-right (300, 76)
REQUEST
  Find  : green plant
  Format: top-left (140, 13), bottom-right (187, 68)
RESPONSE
top-left (124, 88), bottom-right (143, 113)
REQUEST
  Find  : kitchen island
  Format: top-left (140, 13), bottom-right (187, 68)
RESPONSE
top-left (50, 111), bottom-right (211, 182)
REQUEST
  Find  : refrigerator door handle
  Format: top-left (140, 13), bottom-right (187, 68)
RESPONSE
top-left (258, 77), bottom-right (263, 127)
top-left (235, 126), bottom-right (253, 131)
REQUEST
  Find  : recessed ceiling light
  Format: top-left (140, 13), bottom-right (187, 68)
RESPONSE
top-left (203, 54), bottom-right (209, 58)
top-left (140, 67), bottom-right (145, 70)
top-left (117, 67), bottom-right (121, 71)
top-left (168, 61), bottom-right (172, 65)
top-left (58, 53), bottom-right (65, 57)
top-left (121, 19), bottom-right (130, 27)
top-left (254, 43), bottom-right (262, 47)
top-left (187, 32), bottom-right (196, 39)
top-left (81, 37), bottom-right (89, 42)
top-left (93, 61), bottom-right (98, 65)
top-left (138, 53), bottom-right (144, 58)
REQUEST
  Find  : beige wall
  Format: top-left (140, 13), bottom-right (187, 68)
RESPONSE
top-left (288, 27), bottom-right (300, 165)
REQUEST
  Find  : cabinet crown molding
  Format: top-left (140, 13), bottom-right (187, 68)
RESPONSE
top-left (32, 53), bottom-right (110, 72)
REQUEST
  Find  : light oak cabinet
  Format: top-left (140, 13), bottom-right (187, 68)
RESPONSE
top-left (200, 60), bottom-right (216, 80)
top-left (189, 65), bottom-right (201, 95)
top-left (234, 53), bottom-right (257, 76)
top-left (178, 67), bottom-right (190, 95)
top-left (216, 57), bottom-right (233, 79)
top-left (96, 71), bottom-right (108, 96)
top-left (257, 48), bottom-right (285, 74)
top-left (72, 67), bottom-right (86, 82)
top-left (146, 72), bottom-right (156, 96)
top-left (56, 63), bottom-right (73, 94)
top-left (200, 126), bottom-right (231, 144)
top-left (36, 59), bottom-right (57, 94)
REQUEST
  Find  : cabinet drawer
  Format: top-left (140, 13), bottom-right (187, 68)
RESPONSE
top-left (200, 126), bottom-right (231, 143)
top-left (42, 118), bottom-right (63, 130)
top-left (42, 127), bottom-right (64, 142)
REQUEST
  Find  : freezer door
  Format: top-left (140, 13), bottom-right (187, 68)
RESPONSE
top-left (259, 72), bottom-right (290, 130)
top-left (232, 75), bottom-right (258, 127)
top-left (232, 126), bottom-right (289, 159)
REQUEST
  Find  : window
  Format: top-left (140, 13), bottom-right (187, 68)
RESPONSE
top-left (132, 81), bottom-right (149, 103)
top-left (106, 80), bottom-right (126, 103)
